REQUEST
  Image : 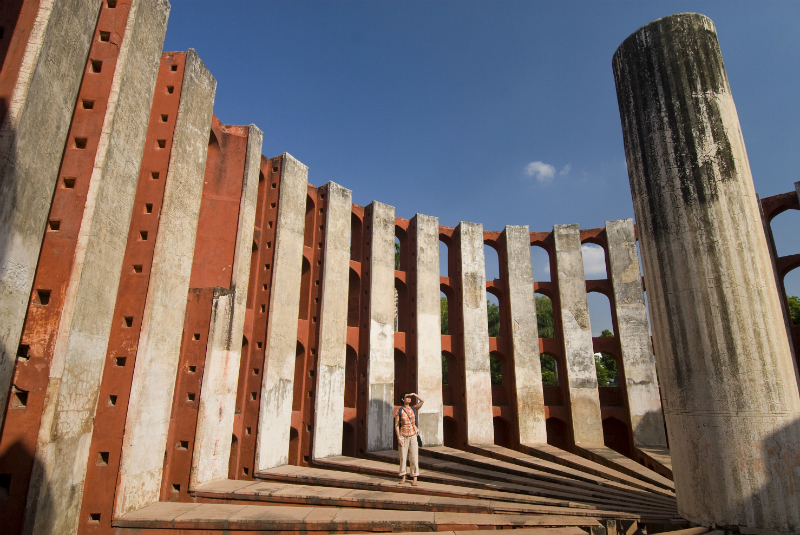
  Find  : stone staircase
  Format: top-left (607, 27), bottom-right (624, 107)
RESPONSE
top-left (113, 443), bottom-right (686, 533)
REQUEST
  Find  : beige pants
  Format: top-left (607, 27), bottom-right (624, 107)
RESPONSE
top-left (398, 433), bottom-right (419, 477)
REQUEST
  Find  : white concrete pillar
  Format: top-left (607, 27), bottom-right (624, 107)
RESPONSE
top-left (503, 225), bottom-right (547, 445)
top-left (115, 48), bottom-right (215, 518)
top-left (553, 224), bottom-right (603, 446)
top-left (311, 182), bottom-right (353, 460)
top-left (21, 2), bottom-right (169, 533)
top-left (365, 201), bottom-right (396, 452)
top-left (455, 222), bottom-right (493, 446)
top-left (605, 219), bottom-right (666, 448)
top-left (0, 0), bottom-right (104, 429)
top-left (191, 125), bottom-right (262, 487)
top-left (410, 213), bottom-right (443, 447)
top-left (614, 13), bottom-right (800, 529)
top-left (254, 154), bottom-right (309, 470)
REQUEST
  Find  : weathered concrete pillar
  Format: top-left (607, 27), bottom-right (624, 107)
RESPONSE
top-left (503, 225), bottom-right (547, 445)
top-left (0, 0), bottom-right (103, 430)
top-left (311, 182), bottom-right (353, 460)
top-left (410, 213), bottom-right (443, 447)
top-left (115, 48), bottom-right (215, 518)
top-left (20, 2), bottom-right (169, 533)
top-left (605, 219), bottom-right (667, 449)
top-left (553, 224), bottom-right (603, 446)
top-left (254, 154), bottom-right (308, 470)
top-left (365, 201), bottom-right (396, 452)
top-left (191, 124), bottom-right (262, 487)
top-left (454, 222), bottom-right (493, 445)
top-left (614, 13), bottom-right (800, 529)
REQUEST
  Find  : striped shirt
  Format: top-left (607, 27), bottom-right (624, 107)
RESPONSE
top-left (399, 407), bottom-right (417, 437)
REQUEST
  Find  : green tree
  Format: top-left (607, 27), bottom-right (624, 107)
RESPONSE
top-left (395, 241), bottom-right (400, 270)
top-left (536, 296), bottom-right (554, 338)
top-left (441, 353), bottom-right (449, 385)
top-left (487, 300), bottom-right (500, 337)
top-left (788, 295), bottom-right (800, 326)
top-left (490, 354), bottom-right (502, 385)
top-left (540, 354), bottom-right (558, 386)
top-left (595, 329), bottom-right (618, 387)
top-left (440, 297), bottom-right (448, 335)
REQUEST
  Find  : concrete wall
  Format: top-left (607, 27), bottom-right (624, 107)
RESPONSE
top-left (614, 13), bottom-right (800, 529)
top-left (312, 182), bottom-right (353, 459)
top-left (411, 214), bottom-right (443, 447)
top-left (365, 201), bottom-right (396, 452)
top-left (553, 224), bottom-right (603, 446)
top-left (22, 2), bottom-right (169, 533)
top-left (605, 219), bottom-right (666, 448)
top-left (115, 48), bottom-right (215, 518)
top-left (190, 124), bottom-right (262, 487)
top-left (455, 222), bottom-right (494, 446)
top-left (503, 225), bottom-right (547, 445)
top-left (254, 154), bottom-right (308, 470)
top-left (0, 0), bottom-right (103, 430)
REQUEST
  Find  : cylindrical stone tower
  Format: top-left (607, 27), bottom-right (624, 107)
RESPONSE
top-left (613, 14), bottom-right (800, 530)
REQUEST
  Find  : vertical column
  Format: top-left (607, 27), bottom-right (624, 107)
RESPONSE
top-left (411, 214), bottom-right (443, 447)
top-left (0, 0), bottom-right (103, 428)
top-left (253, 154), bottom-right (308, 470)
top-left (455, 222), bottom-right (493, 445)
top-left (191, 124), bottom-right (262, 487)
top-left (503, 225), bottom-right (547, 445)
top-left (614, 13), bottom-right (800, 529)
top-left (553, 224), bottom-right (603, 446)
top-left (23, 2), bottom-right (169, 533)
top-left (605, 219), bottom-right (666, 448)
top-left (311, 182), bottom-right (353, 459)
top-left (365, 201), bottom-right (395, 452)
top-left (115, 48), bottom-right (215, 517)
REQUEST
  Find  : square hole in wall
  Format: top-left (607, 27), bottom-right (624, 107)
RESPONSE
top-left (123, 316), bottom-right (133, 328)
top-left (151, 171), bottom-right (159, 180)
top-left (107, 0), bottom-right (117, 7)
top-left (47, 220), bottom-right (60, 231)
top-left (312, 317), bottom-right (316, 323)
top-left (108, 395), bottom-right (117, 406)
top-left (271, 183), bottom-right (276, 189)
top-left (0, 473), bottom-right (11, 495)
top-left (243, 467), bottom-right (249, 475)
top-left (90, 60), bottom-right (102, 73)
top-left (308, 370), bottom-right (315, 377)
top-left (252, 368), bottom-right (259, 375)
top-left (314, 298), bottom-right (319, 304)
top-left (34, 290), bottom-right (50, 305)
top-left (310, 349), bottom-right (316, 356)
top-left (264, 263), bottom-right (270, 270)
top-left (170, 64), bottom-right (178, 72)
top-left (256, 341), bottom-right (262, 349)
top-left (188, 365), bottom-right (196, 373)
top-left (245, 427), bottom-right (251, 435)
top-left (132, 264), bottom-right (142, 273)
top-left (139, 230), bottom-right (148, 240)
top-left (177, 440), bottom-right (188, 450)
top-left (160, 114), bottom-right (168, 122)
top-left (11, 388), bottom-right (27, 408)
top-left (88, 513), bottom-right (101, 523)
top-left (172, 483), bottom-right (180, 492)
top-left (166, 85), bottom-right (174, 94)
top-left (308, 391), bottom-right (313, 398)
top-left (99, 31), bottom-right (110, 42)
top-left (96, 452), bottom-right (109, 466)
top-left (115, 357), bottom-right (126, 367)
top-left (272, 166), bottom-right (278, 172)
top-left (262, 284), bottom-right (268, 291)
top-left (250, 392), bottom-right (257, 401)
top-left (156, 139), bottom-right (166, 149)
top-left (74, 137), bottom-right (87, 149)
top-left (187, 392), bottom-right (195, 401)
top-left (266, 242), bottom-right (271, 249)
top-left (193, 333), bottom-right (200, 341)
top-left (17, 344), bottom-right (29, 362)
top-left (268, 221), bottom-right (273, 228)
top-left (144, 203), bottom-right (152, 214)
top-left (260, 304), bottom-right (265, 313)
top-left (82, 100), bottom-right (94, 110)
top-left (63, 177), bottom-right (76, 188)
top-left (270, 203), bottom-right (276, 209)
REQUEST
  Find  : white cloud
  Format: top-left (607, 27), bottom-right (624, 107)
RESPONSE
top-left (560, 164), bottom-right (572, 176)
top-left (524, 161), bottom-right (556, 183)
top-left (581, 243), bottom-right (607, 277)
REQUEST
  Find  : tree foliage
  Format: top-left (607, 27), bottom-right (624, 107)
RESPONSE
top-left (395, 241), bottom-right (401, 270)
top-left (789, 295), bottom-right (800, 326)
top-left (487, 300), bottom-right (500, 337)
top-left (490, 354), bottom-right (502, 385)
top-left (441, 353), bottom-right (449, 385)
top-left (595, 328), bottom-right (618, 387)
top-left (440, 297), bottom-right (448, 335)
top-left (536, 296), bottom-right (554, 338)
top-left (540, 354), bottom-right (558, 386)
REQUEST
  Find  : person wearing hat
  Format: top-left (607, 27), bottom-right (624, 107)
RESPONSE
top-left (395, 391), bottom-right (424, 485)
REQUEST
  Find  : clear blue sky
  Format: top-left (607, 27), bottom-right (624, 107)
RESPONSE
top-left (163, 1), bottom-right (800, 334)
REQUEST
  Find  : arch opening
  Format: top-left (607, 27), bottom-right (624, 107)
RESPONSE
top-left (439, 240), bottom-right (449, 277)
top-left (531, 244), bottom-right (551, 282)
top-left (540, 353), bottom-right (558, 386)
top-left (347, 269), bottom-right (360, 328)
top-left (769, 208), bottom-right (800, 259)
top-left (493, 417), bottom-right (511, 448)
top-left (545, 417), bottom-right (569, 450)
top-left (344, 345), bottom-right (357, 409)
top-left (487, 292), bottom-right (501, 337)
top-left (587, 290), bottom-right (614, 337)
top-left (484, 243), bottom-right (500, 282)
top-left (440, 291), bottom-right (449, 335)
top-left (602, 417), bottom-right (632, 458)
top-left (292, 342), bottom-right (306, 412)
top-left (342, 421), bottom-right (356, 457)
top-left (299, 257), bottom-right (311, 321)
top-left (535, 293), bottom-right (554, 338)
top-left (443, 416), bottom-right (459, 448)
top-left (351, 212), bottom-right (363, 261)
top-left (581, 243), bottom-right (608, 280)
top-left (304, 195), bottom-right (315, 248)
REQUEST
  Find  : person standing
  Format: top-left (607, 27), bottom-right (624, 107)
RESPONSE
top-left (395, 392), bottom-right (424, 485)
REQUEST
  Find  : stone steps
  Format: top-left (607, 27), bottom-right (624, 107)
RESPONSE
top-left (113, 503), bottom-right (602, 532)
top-left (309, 455), bottom-right (677, 519)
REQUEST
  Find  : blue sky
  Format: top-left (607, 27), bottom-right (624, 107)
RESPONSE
top-left (163, 1), bottom-right (800, 334)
